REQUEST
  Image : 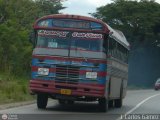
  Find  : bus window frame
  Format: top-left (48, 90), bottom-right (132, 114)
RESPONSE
top-left (108, 35), bottom-right (129, 63)
top-left (36, 18), bottom-right (104, 31)
top-left (34, 30), bottom-right (104, 52)
top-left (102, 34), bottom-right (109, 54)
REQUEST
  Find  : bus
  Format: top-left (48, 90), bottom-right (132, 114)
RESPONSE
top-left (29, 14), bottom-right (129, 112)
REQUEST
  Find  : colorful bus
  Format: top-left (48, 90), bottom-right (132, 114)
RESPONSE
top-left (29, 14), bottom-right (129, 112)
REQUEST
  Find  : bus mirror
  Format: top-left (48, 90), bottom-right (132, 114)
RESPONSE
top-left (29, 31), bottom-right (36, 45)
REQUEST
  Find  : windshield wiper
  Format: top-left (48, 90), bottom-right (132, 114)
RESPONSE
top-left (75, 48), bottom-right (88, 62)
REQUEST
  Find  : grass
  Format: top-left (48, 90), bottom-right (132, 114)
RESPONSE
top-left (0, 73), bottom-right (35, 105)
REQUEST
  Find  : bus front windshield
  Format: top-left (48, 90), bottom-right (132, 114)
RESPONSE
top-left (36, 35), bottom-right (103, 52)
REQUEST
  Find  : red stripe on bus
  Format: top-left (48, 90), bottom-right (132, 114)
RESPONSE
top-left (32, 55), bottom-right (107, 64)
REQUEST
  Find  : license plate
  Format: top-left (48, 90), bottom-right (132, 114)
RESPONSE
top-left (60, 89), bottom-right (71, 95)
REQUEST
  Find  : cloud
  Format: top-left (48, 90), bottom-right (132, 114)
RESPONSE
top-left (86, 0), bottom-right (110, 7)
top-left (60, 0), bottom-right (111, 16)
top-left (61, 0), bottom-right (160, 16)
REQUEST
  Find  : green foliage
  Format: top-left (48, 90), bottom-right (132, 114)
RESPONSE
top-left (0, 73), bottom-right (35, 104)
top-left (92, 0), bottom-right (160, 47)
top-left (35, 0), bottom-right (66, 17)
top-left (0, 0), bottom-right (65, 76)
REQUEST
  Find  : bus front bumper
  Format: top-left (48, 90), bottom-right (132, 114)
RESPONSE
top-left (29, 80), bottom-right (105, 98)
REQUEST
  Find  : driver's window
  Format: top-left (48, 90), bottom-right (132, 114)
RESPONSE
top-left (37, 36), bottom-right (47, 47)
top-left (48, 39), bottom-right (58, 48)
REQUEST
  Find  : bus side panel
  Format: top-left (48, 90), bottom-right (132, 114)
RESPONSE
top-left (109, 76), bottom-right (122, 99)
top-left (107, 57), bottom-right (128, 100)
top-left (122, 79), bottom-right (128, 98)
top-left (104, 78), bottom-right (109, 98)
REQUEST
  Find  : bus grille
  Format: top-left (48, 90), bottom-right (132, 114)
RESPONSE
top-left (55, 65), bottom-right (80, 84)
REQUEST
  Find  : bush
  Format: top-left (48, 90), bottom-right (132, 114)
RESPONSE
top-left (0, 73), bottom-right (35, 104)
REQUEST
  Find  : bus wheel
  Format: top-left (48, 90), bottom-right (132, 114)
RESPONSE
top-left (114, 98), bottom-right (122, 108)
top-left (115, 86), bottom-right (123, 108)
top-left (37, 94), bottom-right (48, 109)
top-left (108, 100), bottom-right (114, 108)
top-left (98, 98), bottom-right (108, 112)
top-left (58, 99), bottom-right (66, 105)
top-left (67, 100), bottom-right (74, 105)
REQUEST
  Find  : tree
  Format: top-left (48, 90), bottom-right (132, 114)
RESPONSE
top-left (34, 0), bottom-right (66, 17)
top-left (92, 0), bottom-right (160, 48)
top-left (0, 0), bottom-right (65, 75)
top-left (92, 0), bottom-right (160, 87)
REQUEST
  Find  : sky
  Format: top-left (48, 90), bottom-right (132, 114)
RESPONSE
top-left (60, 0), bottom-right (160, 16)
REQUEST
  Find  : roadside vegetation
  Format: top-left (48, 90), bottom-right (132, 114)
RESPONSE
top-left (0, 0), bottom-right (65, 104)
top-left (0, 73), bottom-right (34, 104)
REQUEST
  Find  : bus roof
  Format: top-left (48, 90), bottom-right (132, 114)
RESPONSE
top-left (34, 14), bottom-right (109, 32)
top-left (34, 14), bottom-right (130, 49)
top-left (106, 24), bottom-right (130, 50)
top-left (35, 14), bottom-right (106, 26)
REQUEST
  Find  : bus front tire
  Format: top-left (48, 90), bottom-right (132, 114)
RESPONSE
top-left (98, 98), bottom-right (108, 112)
top-left (67, 100), bottom-right (74, 104)
top-left (37, 94), bottom-right (48, 109)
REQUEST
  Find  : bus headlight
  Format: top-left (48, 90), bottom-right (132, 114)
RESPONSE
top-left (38, 68), bottom-right (49, 75)
top-left (86, 72), bottom-right (97, 79)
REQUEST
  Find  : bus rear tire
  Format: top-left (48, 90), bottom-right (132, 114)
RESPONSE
top-left (108, 100), bottom-right (114, 108)
top-left (115, 82), bottom-right (123, 108)
top-left (114, 98), bottom-right (122, 108)
top-left (37, 94), bottom-right (48, 109)
top-left (98, 98), bottom-right (108, 112)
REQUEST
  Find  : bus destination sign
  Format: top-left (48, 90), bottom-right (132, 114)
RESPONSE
top-left (53, 19), bottom-right (90, 29)
top-left (37, 19), bottom-right (103, 30)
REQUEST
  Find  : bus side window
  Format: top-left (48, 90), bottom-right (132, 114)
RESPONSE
top-left (126, 50), bottom-right (129, 63)
top-left (103, 34), bottom-right (109, 54)
top-left (117, 43), bottom-right (129, 63)
top-left (37, 36), bottom-right (48, 47)
top-left (123, 47), bottom-right (129, 63)
top-left (108, 37), bottom-right (116, 57)
top-left (117, 43), bottom-right (123, 62)
top-left (108, 36), bottom-right (129, 63)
